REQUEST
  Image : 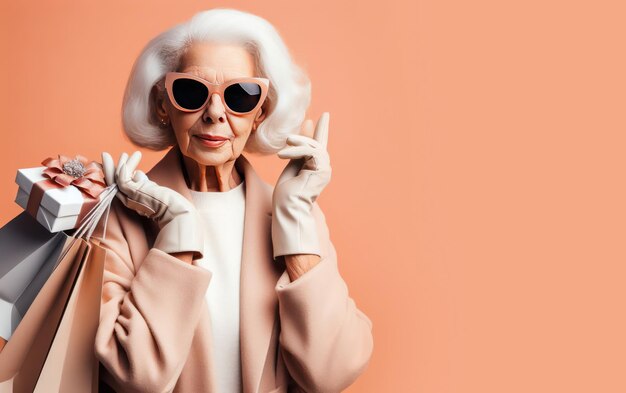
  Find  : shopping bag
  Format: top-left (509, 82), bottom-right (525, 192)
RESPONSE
top-left (0, 212), bottom-right (69, 342)
top-left (0, 181), bottom-right (118, 393)
top-left (40, 238), bottom-right (106, 392)
top-left (22, 238), bottom-right (106, 393)
top-left (3, 236), bottom-right (91, 393)
top-left (1, 152), bottom-right (108, 343)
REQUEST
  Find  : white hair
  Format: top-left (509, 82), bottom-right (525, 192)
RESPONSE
top-left (121, 8), bottom-right (311, 154)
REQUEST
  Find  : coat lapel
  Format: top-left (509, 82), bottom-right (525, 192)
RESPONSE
top-left (146, 145), bottom-right (283, 393)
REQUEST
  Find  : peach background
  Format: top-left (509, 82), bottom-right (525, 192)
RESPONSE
top-left (1, 0), bottom-right (625, 392)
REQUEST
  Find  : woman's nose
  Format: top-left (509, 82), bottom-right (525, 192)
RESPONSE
top-left (202, 93), bottom-right (226, 123)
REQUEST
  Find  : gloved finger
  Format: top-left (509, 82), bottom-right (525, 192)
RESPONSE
top-left (133, 169), bottom-right (148, 183)
top-left (113, 171), bottom-right (137, 208)
top-left (116, 152), bottom-right (129, 181)
top-left (125, 151), bottom-right (142, 176)
top-left (313, 112), bottom-right (330, 150)
top-left (117, 162), bottom-right (133, 187)
top-left (277, 145), bottom-right (317, 160)
top-left (116, 162), bottom-right (142, 201)
top-left (101, 152), bottom-right (116, 186)
top-left (286, 134), bottom-right (320, 148)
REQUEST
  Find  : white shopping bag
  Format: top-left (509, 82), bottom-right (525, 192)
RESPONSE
top-left (0, 212), bottom-right (68, 341)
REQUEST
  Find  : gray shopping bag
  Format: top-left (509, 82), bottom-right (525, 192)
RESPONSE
top-left (0, 211), bottom-right (68, 341)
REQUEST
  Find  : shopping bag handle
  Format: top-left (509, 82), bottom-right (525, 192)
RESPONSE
top-left (73, 184), bottom-right (118, 241)
top-left (57, 184), bottom-right (119, 262)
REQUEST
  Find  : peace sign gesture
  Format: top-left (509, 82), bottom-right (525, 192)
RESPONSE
top-left (276, 112), bottom-right (330, 180)
top-left (271, 112), bottom-right (332, 259)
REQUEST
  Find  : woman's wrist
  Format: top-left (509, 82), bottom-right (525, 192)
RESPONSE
top-left (284, 254), bottom-right (321, 281)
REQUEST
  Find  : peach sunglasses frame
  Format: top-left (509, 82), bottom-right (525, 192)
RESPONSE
top-left (164, 71), bottom-right (270, 115)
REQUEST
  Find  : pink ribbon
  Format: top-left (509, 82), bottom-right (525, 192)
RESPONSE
top-left (41, 154), bottom-right (106, 198)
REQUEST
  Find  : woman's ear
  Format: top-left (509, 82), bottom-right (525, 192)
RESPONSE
top-left (150, 84), bottom-right (168, 119)
top-left (252, 106), bottom-right (267, 132)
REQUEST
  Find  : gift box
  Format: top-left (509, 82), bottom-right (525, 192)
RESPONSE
top-left (14, 154), bottom-right (106, 233)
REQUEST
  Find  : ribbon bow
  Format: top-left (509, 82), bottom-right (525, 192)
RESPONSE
top-left (41, 154), bottom-right (106, 199)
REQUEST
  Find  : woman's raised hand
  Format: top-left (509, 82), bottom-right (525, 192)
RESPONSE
top-left (271, 112), bottom-right (332, 259)
top-left (101, 151), bottom-right (205, 260)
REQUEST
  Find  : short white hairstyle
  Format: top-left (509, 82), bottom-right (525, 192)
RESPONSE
top-left (121, 8), bottom-right (311, 154)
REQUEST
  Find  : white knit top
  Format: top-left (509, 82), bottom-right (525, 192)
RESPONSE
top-left (189, 179), bottom-right (246, 393)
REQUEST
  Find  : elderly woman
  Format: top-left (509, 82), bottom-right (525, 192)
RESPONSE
top-left (95, 8), bottom-right (373, 393)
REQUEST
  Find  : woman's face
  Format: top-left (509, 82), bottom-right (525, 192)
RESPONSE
top-left (155, 41), bottom-right (266, 167)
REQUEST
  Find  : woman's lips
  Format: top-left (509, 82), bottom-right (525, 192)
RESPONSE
top-left (194, 135), bottom-right (229, 148)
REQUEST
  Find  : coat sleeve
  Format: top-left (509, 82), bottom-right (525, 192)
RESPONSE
top-left (93, 201), bottom-right (212, 393)
top-left (274, 202), bottom-right (374, 393)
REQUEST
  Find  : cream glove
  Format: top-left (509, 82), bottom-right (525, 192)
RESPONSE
top-left (101, 151), bottom-right (205, 260)
top-left (272, 112), bottom-right (332, 259)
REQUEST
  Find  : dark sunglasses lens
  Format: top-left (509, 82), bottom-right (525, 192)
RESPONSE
top-left (172, 78), bottom-right (208, 110)
top-left (224, 83), bottom-right (263, 113)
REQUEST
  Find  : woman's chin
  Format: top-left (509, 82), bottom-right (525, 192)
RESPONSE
top-left (186, 148), bottom-right (232, 166)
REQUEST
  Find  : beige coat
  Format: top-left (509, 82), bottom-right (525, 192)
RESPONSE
top-left (94, 145), bottom-right (374, 393)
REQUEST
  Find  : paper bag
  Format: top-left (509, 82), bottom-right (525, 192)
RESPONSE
top-left (0, 180), bottom-right (117, 393)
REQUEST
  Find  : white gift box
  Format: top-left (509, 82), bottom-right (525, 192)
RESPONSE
top-left (14, 167), bottom-right (102, 233)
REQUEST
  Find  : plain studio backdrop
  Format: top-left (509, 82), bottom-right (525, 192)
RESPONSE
top-left (1, 1), bottom-right (625, 392)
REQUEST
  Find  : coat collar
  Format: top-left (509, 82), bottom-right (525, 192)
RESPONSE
top-left (146, 145), bottom-right (282, 393)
